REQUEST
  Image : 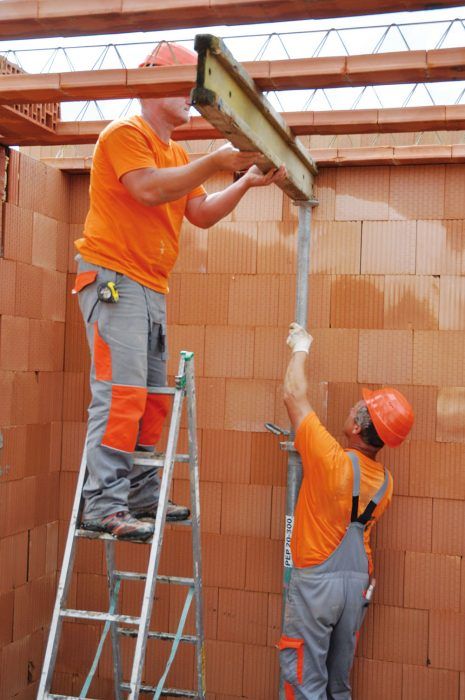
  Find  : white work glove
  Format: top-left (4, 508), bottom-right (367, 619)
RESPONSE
top-left (286, 322), bottom-right (313, 354)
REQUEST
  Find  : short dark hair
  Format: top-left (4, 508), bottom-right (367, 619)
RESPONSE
top-left (354, 404), bottom-right (384, 448)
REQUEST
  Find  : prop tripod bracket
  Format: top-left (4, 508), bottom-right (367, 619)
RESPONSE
top-left (264, 422), bottom-right (296, 452)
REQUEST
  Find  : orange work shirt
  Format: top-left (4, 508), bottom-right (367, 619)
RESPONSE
top-left (75, 115), bottom-right (206, 294)
top-left (292, 412), bottom-right (393, 573)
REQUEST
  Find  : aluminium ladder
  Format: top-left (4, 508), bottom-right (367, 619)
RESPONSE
top-left (37, 351), bottom-right (205, 700)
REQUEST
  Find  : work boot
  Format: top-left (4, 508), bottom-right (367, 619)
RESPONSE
top-left (132, 500), bottom-right (190, 523)
top-left (81, 511), bottom-right (154, 541)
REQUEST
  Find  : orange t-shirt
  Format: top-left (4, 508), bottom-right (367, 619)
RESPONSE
top-left (291, 412), bottom-right (393, 573)
top-left (75, 115), bottom-right (206, 293)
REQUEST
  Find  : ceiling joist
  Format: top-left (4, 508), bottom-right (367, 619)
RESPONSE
top-left (2, 104), bottom-right (465, 147)
top-left (41, 144), bottom-right (465, 173)
top-left (0, 47), bottom-right (464, 106)
top-left (0, 1), bottom-right (463, 40)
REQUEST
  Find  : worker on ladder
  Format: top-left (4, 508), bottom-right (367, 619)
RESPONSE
top-left (279, 323), bottom-right (414, 699)
top-left (72, 41), bottom-right (286, 542)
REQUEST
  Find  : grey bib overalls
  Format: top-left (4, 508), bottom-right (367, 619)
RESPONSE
top-left (279, 451), bottom-right (389, 700)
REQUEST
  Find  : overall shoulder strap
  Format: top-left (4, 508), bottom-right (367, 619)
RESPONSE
top-left (357, 469), bottom-right (390, 525)
top-left (347, 451), bottom-right (361, 522)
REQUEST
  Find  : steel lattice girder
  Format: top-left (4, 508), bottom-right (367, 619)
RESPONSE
top-left (2, 104), bottom-right (465, 147)
top-left (0, 47), bottom-right (464, 105)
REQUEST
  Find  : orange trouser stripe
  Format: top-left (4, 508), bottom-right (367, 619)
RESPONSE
top-left (138, 393), bottom-right (170, 447)
top-left (102, 384), bottom-right (147, 452)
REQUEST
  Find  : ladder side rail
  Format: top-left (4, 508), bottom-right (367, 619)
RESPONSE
top-left (37, 444), bottom-right (89, 698)
top-left (185, 357), bottom-right (206, 699)
top-left (128, 354), bottom-right (187, 698)
top-left (104, 540), bottom-right (124, 700)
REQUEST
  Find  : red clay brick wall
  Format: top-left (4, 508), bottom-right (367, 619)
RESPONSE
top-left (0, 149), bottom-right (70, 700)
top-left (6, 160), bottom-right (464, 699)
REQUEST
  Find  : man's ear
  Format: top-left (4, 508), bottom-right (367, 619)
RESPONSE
top-left (352, 423), bottom-right (362, 435)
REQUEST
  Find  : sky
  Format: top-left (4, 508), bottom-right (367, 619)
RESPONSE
top-left (1, 6), bottom-right (465, 120)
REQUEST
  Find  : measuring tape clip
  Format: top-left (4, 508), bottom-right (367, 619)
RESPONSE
top-left (97, 281), bottom-right (119, 303)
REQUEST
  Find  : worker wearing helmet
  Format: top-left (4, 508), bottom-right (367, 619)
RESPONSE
top-left (73, 41), bottom-right (286, 541)
top-left (279, 323), bottom-right (414, 700)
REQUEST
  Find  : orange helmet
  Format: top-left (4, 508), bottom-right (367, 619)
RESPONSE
top-left (139, 41), bottom-right (197, 68)
top-left (362, 387), bottom-right (414, 448)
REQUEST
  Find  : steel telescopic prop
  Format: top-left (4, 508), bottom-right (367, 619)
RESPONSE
top-left (284, 202), bottom-right (314, 582)
top-left (280, 200), bottom-right (318, 700)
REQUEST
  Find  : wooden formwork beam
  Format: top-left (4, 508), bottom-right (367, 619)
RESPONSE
top-left (0, 1), bottom-right (463, 40)
top-left (0, 47), bottom-right (464, 106)
top-left (192, 34), bottom-right (318, 201)
top-left (2, 104), bottom-right (465, 147)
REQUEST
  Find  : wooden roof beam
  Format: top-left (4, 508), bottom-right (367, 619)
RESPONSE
top-left (0, 1), bottom-right (463, 40)
top-left (0, 47), bottom-right (464, 105)
top-left (2, 104), bottom-right (465, 147)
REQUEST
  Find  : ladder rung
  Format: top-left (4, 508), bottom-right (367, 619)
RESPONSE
top-left (75, 529), bottom-right (152, 544)
top-left (118, 627), bottom-right (198, 643)
top-left (167, 519), bottom-right (192, 527)
top-left (45, 695), bottom-right (101, 699)
top-left (115, 571), bottom-right (195, 587)
top-left (75, 519), bottom-right (192, 543)
top-left (157, 575), bottom-right (195, 586)
top-left (147, 386), bottom-right (177, 395)
top-left (133, 452), bottom-right (190, 466)
top-left (121, 684), bottom-right (198, 697)
top-left (60, 609), bottom-right (140, 625)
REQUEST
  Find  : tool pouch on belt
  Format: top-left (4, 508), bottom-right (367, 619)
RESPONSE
top-left (72, 265), bottom-right (119, 324)
top-left (72, 270), bottom-right (98, 295)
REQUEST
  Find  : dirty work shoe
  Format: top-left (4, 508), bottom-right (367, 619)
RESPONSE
top-left (133, 500), bottom-right (190, 523)
top-left (81, 511), bottom-right (154, 541)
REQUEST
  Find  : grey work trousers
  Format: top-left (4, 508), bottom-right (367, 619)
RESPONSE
top-left (279, 523), bottom-right (370, 700)
top-left (75, 257), bottom-right (169, 519)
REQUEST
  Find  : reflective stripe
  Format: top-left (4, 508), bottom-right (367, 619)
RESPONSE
top-left (93, 322), bottom-right (112, 382)
top-left (138, 393), bottom-right (170, 447)
top-left (72, 270), bottom-right (97, 294)
top-left (102, 385), bottom-right (147, 452)
top-left (278, 635), bottom-right (304, 684)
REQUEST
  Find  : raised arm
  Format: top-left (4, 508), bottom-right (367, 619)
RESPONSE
top-left (283, 323), bottom-right (314, 431)
top-left (185, 164), bottom-right (286, 229)
top-left (121, 144), bottom-right (262, 207)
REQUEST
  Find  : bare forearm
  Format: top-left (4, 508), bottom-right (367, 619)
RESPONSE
top-left (192, 177), bottom-right (251, 227)
top-left (283, 323), bottom-right (313, 429)
top-left (146, 153), bottom-right (220, 204)
top-left (284, 352), bottom-right (309, 403)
